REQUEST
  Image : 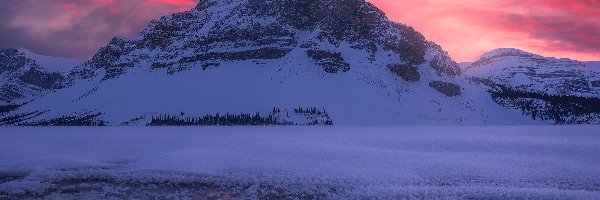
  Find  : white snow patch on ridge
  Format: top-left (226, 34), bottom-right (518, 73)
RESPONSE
top-left (0, 126), bottom-right (599, 199)
top-left (18, 48), bottom-right (83, 73)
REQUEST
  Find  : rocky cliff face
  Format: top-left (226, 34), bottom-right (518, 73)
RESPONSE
top-left (68, 0), bottom-right (459, 82)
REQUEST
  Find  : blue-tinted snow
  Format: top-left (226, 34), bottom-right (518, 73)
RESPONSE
top-left (0, 126), bottom-right (599, 199)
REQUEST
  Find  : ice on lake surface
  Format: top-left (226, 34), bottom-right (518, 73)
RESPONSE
top-left (0, 126), bottom-right (599, 199)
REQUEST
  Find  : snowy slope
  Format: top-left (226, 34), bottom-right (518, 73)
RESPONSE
top-left (0, 49), bottom-right (82, 107)
top-left (465, 48), bottom-right (599, 97)
top-left (464, 48), bottom-right (600, 124)
top-left (18, 48), bottom-right (82, 73)
top-left (586, 61), bottom-right (600, 72)
top-left (1, 0), bottom-right (535, 125)
top-left (1, 126), bottom-right (599, 199)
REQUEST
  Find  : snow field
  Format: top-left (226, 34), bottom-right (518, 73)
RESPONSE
top-left (1, 126), bottom-right (599, 199)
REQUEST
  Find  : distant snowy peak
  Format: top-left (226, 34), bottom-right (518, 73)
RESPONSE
top-left (17, 48), bottom-right (83, 73)
top-left (470, 48), bottom-right (585, 70)
top-left (1, 48), bottom-right (54, 81)
top-left (465, 48), bottom-right (600, 124)
top-left (0, 49), bottom-right (36, 75)
top-left (0, 48), bottom-right (68, 106)
top-left (479, 48), bottom-right (537, 59)
top-left (466, 48), bottom-right (598, 97)
top-left (2, 48), bottom-right (82, 74)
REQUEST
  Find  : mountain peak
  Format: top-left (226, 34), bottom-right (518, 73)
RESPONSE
top-left (0, 48), bottom-right (69, 106)
top-left (1, 49), bottom-right (31, 76)
top-left (480, 48), bottom-right (536, 59)
top-left (472, 48), bottom-right (584, 68)
top-left (73, 0), bottom-right (460, 81)
top-left (3, 0), bottom-right (482, 126)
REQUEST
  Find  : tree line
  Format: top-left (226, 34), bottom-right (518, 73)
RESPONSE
top-left (149, 112), bottom-right (288, 126)
top-left (149, 107), bottom-right (333, 126)
top-left (491, 86), bottom-right (600, 124)
top-left (23, 113), bottom-right (106, 126)
top-left (0, 104), bottom-right (21, 115)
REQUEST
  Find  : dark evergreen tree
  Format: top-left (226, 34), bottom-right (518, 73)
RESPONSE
top-left (148, 107), bottom-right (334, 126)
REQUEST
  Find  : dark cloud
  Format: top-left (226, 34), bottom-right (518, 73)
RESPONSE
top-left (0, 0), bottom-right (198, 59)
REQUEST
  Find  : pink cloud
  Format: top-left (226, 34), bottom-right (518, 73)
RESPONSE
top-left (368, 0), bottom-right (600, 61)
top-left (144, 0), bottom-right (197, 7)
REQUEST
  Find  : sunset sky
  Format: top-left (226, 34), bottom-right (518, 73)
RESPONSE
top-left (0, 0), bottom-right (598, 62)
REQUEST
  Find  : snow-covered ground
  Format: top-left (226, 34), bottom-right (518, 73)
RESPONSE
top-left (1, 126), bottom-right (599, 199)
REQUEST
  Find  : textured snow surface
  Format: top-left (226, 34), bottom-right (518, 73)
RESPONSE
top-left (1, 126), bottom-right (599, 199)
top-left (587, 62), bottom-right (600, 72)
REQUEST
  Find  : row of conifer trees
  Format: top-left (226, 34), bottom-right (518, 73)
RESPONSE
top-left (491, 86), bottom-right (600, 124)
top-left (149, 107), bottom-right (333, 126)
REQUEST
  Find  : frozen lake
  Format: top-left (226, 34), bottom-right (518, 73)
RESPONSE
top-left (1, 126), bottom-right (599, 199)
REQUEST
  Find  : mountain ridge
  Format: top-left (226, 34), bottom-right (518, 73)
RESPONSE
top-left (0, 48), bottom-right (83, 107)
top-left (0, 0), bottom-right (597, 125)
top-left (465, 48), bottom-right (600, 124)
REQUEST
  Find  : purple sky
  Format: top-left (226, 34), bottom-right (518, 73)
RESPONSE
top-left (0, 0), bottom-right (198, 59)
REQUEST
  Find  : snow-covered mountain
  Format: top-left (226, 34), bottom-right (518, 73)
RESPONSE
top-left (0, 48), bottom-right (82, 109)
top-left (1, 0), bottom-right (540, 126)
top-left (464, 48), bottom-right (600, 124)
top-left (4, 0), bottom-right (598, 126)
